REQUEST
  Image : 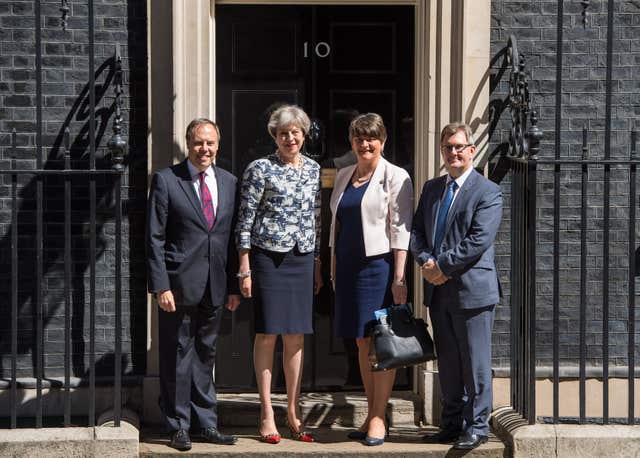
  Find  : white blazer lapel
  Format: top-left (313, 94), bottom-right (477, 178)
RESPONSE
top-left (360, 158), bottom-right (386, 217)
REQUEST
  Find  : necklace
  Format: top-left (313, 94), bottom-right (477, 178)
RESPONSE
top-left (278, 151), bottom-right (302, 169)
top-left (354, 168), bottom-right (373, 183)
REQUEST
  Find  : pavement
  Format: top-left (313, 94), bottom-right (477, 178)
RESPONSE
top-left (139, 425), bottom-right (507, 457)
top-left (492, 407), bottom-right (640, 458)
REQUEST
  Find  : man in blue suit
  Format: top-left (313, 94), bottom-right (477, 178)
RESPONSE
top-left (147, 119), bottom-right (241, 451)
top-left (410, 122), bottom-right (502, 450)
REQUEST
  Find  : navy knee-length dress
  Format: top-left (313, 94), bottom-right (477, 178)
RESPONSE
top-left (334, 181), bottom-right (392, 338)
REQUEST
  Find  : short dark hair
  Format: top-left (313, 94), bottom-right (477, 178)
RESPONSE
top-left (185, 118), bottom-right (221, 144)
top-left (348, 113), bottom-right (387, 143)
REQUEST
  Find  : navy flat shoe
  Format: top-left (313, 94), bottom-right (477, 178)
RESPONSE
top-left (363, 435), bottom-right (385, 446)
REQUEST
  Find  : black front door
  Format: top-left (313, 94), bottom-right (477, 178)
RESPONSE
top-left (215, 5), bottom-right (414, 392)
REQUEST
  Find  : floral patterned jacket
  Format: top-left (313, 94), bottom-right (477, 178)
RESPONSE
top-left (236, 153), bottom-right (321, 256)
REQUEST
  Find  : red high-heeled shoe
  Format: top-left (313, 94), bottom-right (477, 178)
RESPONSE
top-left (258, 431), bottom-right (281, 444)
top-left (286, 420), bottom-right (314, 442)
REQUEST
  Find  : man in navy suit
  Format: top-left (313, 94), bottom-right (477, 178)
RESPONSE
top-left (410, 122), bottom-right (502, 450)
top-left (147, 118), bottom-right (241, 451)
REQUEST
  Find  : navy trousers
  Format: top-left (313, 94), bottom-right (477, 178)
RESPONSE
top-left (158, 288), bottom-right (224, 432)
top-left (429, 286), bottom-right (495, 436)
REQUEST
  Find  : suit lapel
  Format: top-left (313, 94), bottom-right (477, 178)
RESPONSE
top-left (176, 160), bottom-right (209, 229)
top-left (213, 165), bottom-right (230, 229)
top-left (428, 176), bottom-right (447, 245)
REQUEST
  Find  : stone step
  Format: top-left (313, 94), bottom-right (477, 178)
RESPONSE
top-left (139, 426), bottom-right (506, 457)
top-left (216, 391), bottom-right (422, 428)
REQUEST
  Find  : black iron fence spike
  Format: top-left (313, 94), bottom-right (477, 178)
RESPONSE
top-left (108, 44), bottom-right (127, 171)
top-left (63, 127), bottom-right (70, 165)
top-left (60, 0), bottom-right (70, 32)
top-left (581, 0), bottom-right (590, 28)
top-left (528, 110), bottom-right (542, 159)
top-left (11, 128), bottom-right (16, 160)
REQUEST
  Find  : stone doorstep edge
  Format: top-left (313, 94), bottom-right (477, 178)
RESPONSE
top-left (0, 423), bottom-right (139, 458)
top-left (491, 407), bottom-right (640, 458)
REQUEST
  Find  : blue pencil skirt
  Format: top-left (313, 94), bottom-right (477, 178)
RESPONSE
top-left (251, 245), bottom-right (314, 335)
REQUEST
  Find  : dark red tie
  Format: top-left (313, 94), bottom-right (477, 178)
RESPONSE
top-left (199, 171), bottom-right (215, 229)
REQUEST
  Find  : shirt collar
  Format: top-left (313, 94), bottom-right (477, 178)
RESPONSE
top-left (447, 166), bottom-right (473, 190)
top-left (187, 159), bottom-right (213, 179)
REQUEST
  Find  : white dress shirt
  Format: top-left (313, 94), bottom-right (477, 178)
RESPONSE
top-left (186, 159), bottom-right (218, 213)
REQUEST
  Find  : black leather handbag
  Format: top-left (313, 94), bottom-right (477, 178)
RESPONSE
top-left (368, 304), bottom-right (436, 371)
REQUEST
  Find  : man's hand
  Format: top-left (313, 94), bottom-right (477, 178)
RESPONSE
top-left (422, 259), bottom-right (450, 286)
top-left (157, 290), bottom-right (176, 312)
top-left (225, 294), bottom-right (241, 311)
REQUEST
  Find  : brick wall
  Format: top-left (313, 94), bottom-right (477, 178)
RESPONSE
top-left (490, 0), bottom-right (640, 371)
top-left (0, 0), bottom-right (147, 379)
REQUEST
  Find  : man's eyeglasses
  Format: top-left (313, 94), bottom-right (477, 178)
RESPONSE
top-left (441, 143), bottom-right (473, 153)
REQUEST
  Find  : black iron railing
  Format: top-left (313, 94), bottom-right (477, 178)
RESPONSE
top-left (1, 1), bottom-right (127, 429)
top-left (505, 33), bottom-right (542, 425)
top-left (505, 0), bottom-right (639, 426)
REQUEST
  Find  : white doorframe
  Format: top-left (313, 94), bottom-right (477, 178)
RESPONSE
top-left (146, 0), bottom-right (491, 423)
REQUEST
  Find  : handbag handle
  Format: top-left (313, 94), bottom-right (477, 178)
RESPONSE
top-left (391, 303), bottom-right (415, 324)
top-left (373, 326), bottom-right (394, 337)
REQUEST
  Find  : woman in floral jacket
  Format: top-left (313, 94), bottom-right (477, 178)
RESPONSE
top-left (235, 104), bottom-right (322, 444)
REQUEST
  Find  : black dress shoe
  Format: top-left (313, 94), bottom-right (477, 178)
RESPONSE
top-left (422, 427), bottom-right (461, 444)
top-left (197, 426), bottom-right (238, 445)
top-left (169, 429), bottom-right (192, 451)
top-left (453, 432), bottom-right (488, 450)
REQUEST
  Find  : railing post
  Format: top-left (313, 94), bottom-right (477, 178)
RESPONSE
top-left (35, 0), bottom-right (44, 428)
top-left (629, 129), bottom-right (637, 425)
top-left (552, 0), bottom-right (564, 424)
top-left (88, 0), bottom-right (97, 428)
top-left (506, 34), bottom-right (543, 423)
top-left (10, 129), bottom-right (18, 430)
top-left (579, 126), bottom-right (589, 425)
top-left (108, 44), bottom-right (127, 428)
top-left (63, 128), bottom-right (71, 427)
top-left (525, 112), bottom-right (541, 424)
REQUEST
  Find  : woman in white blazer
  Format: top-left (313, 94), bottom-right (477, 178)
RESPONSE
top-left (329, 113), bottom-right (413, 446)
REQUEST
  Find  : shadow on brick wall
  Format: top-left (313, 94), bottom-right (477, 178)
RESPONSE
top-left (0, 56), bottom-right (132, 382)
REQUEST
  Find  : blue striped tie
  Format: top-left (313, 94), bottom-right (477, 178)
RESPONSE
top-left (433, 179), bottom-right (457, 255)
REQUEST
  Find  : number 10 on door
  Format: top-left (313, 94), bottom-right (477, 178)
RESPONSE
top-left (304, 41), bottom-right (331, 58)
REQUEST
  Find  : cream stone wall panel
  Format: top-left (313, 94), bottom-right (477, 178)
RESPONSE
top-left (435, 0), bottom-right (453, 175)
top-left (534, 378), bottom-right (640, 419)
top-left (173, 0), bottom-right (214, 156)
top-left (555, 426), bottom-right (640, 458)
top-left (512, 424), bottom-right (558, 458)
top-left (460, 0), bottom-right (491, 167)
